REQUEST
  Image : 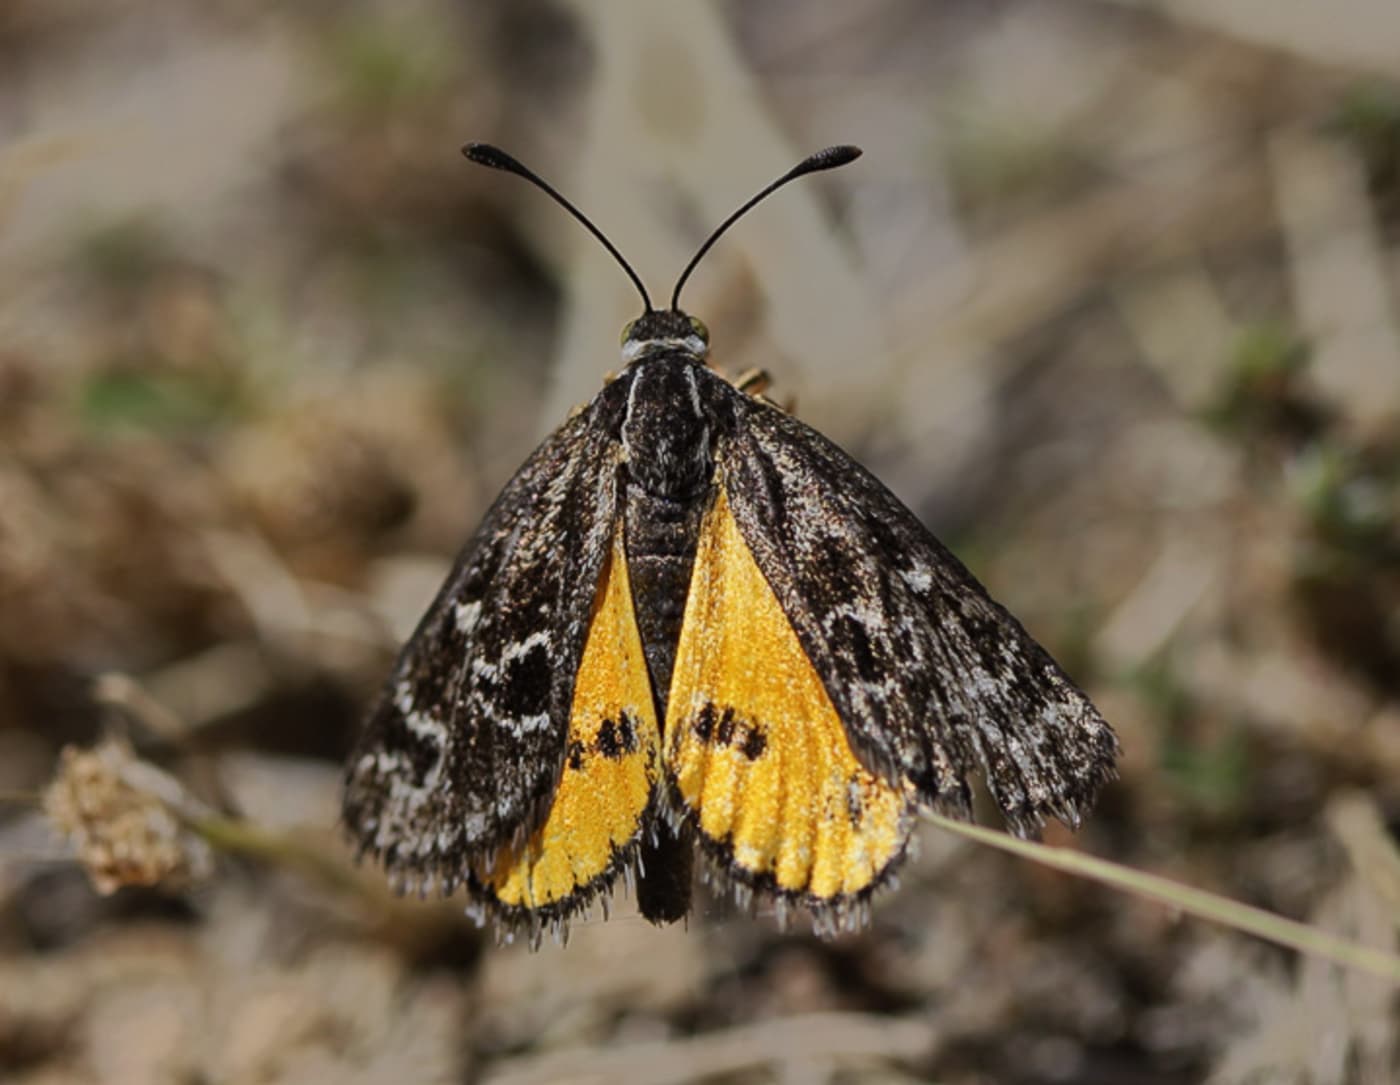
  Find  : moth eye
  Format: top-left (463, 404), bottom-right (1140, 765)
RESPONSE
top-left (689, 316), bottom-right (709, 342)
top-left (620, 319), bottom-right (636, 347)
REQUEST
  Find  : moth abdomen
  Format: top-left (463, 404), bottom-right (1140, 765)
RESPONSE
top-left (623, 486), bottom-right (705, 717)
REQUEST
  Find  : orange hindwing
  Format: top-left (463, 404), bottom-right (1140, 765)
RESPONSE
top-left (664, 484), bottom-right (914, 930)
top-left (475, 523), bottom-right (659, 926)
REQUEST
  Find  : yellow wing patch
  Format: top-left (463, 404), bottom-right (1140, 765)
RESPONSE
top-left (665, 485), bottom-right (912, 912)
top-left (476, 523), bottom-right (659, 916)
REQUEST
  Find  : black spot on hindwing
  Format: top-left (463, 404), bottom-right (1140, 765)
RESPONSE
top-left (690, 701), bottom-right (769, 761)
top-left (739, 725), bottom-right (768, 761)
top-left (715, 708), bottom-right (737, 747)
top-left (595, 712), bottom-right (641, 760)
top-left (692, 702), bottom-right (717, 743)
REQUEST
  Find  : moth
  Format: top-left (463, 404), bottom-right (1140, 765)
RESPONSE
top-left (343, 142), bottom-right (1119, 946)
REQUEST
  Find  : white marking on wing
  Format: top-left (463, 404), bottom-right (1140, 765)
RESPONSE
top-left (498, 711), bottom-right (551, 735)
top-left (454, 599), bottom-right (482, 635)
top-left (500, 629), bottom-right (549, 663)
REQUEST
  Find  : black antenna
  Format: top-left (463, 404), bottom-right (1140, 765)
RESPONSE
top-left (670, 145), bottom-right (861, 311)
top-left (463, 142), bottom-right (654, 313)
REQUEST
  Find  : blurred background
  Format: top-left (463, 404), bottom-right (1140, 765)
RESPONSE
top-left (2, 1), bottom-right (1399, 1082)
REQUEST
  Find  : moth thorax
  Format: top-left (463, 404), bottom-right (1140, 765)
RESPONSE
top-left (621, 365), bottom-right (712, 499)
top-left (620, 335), bottom-right (709, 365)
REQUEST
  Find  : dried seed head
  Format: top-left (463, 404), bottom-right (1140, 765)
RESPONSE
top-left (42, 738), bottom-right (212, 895)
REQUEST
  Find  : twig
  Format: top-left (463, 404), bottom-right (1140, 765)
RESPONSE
top-left (188, 813), bottom-right (372, 902)
top-left (925, 812), bottom-right (1400, 983)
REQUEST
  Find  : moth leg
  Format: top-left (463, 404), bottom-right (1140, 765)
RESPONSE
top-left (732, 368), bottom-right (772, 396)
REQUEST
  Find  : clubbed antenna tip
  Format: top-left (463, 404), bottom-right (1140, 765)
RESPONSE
top-left (463, 142), bottom-right (654, 312)
top-left (669, 145), bottom-right (862, 310)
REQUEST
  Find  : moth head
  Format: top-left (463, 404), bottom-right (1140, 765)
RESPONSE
top-left (620, 309), bottom-right (710, 364)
